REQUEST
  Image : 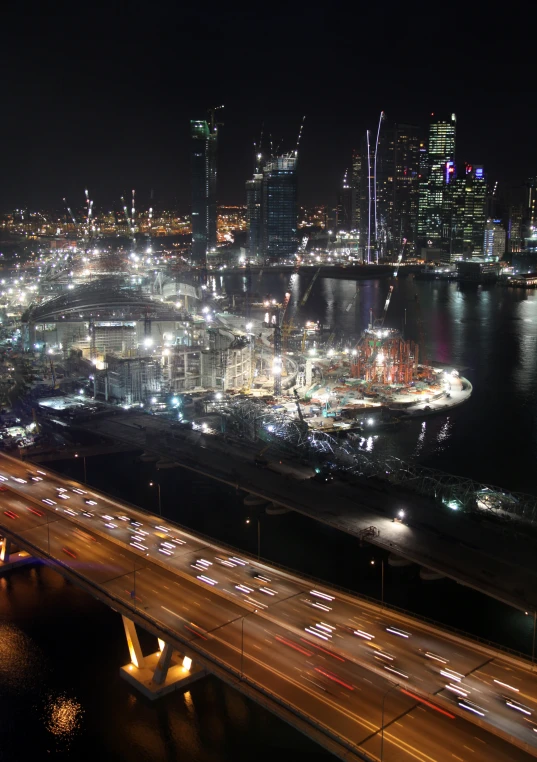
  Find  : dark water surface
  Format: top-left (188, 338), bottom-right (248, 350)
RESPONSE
top-left (219, 272), bottom-right (537, 493)
top-left (3, 274), bottom-right (537, 760)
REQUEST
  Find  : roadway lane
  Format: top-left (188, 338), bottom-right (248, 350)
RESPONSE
top-left (82, 411), bottom-right (537, 614)
top-left (1, 454), bottom-right (537, 759)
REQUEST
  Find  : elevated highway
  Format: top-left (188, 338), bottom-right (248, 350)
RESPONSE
top-left (77, 410), bottom-right (537, 615)
top-left (1, 452), bottom-right (537, 762)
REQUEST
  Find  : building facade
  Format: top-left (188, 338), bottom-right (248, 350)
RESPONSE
top-left (484, 219), bottom-right (506, 260)
top-left (446, 165), bottom-right (487, 258)
top-left (262, 155), bottom-right (298, 259)
top-left (246, 152), bottom-right (298, 259)
top-left (246, 168), bottom-right (263, 258)
top-left (417, 113), bottom-right (457, 250)
top-left (191, 118), bottom-right (219, 264)
top-left (376, 122), bottom-right (421, 256)
top-left (336, 170), bottom-right (354, 231)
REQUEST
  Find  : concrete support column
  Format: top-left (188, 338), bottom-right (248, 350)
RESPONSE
top-left (122, 615), bottom-right (145, 669)
top-left (120, 633), bottom-right (206, 700)
top-left (153, 642), bottom-right (173, 685)
top-left (0, 537), bottom-right (12, 563)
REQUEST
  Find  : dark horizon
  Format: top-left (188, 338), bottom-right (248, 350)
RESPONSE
top-left (1, 4), bottom-right (534, 213)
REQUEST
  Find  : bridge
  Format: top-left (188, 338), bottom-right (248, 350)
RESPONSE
top-left (75, 410), bottom-right (537, 615)
top-left (0, 452), bottom-right (537, 762)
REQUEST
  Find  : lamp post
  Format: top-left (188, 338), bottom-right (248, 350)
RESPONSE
top-left (246, 516), bottom-right (261, 559)
top-left (241, 616), bottom-right (244, 678)
top-left (371, 558), bottom-right (385, 606)
top-left (381, 682), bottom-right (399, 761)
top-left (74, 452), bottom-right (87, 483)
top-left (149, 481), bottom-right (161, 516)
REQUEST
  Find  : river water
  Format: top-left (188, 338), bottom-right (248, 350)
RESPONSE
top-left (2, 274), bottom-right (537, 761)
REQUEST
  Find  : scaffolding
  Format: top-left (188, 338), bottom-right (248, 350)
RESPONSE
top-left (350, 331), bottom-right (419, 385)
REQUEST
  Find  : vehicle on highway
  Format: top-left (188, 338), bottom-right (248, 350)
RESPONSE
top-left (27, 506), bottom-right (44, 517)
top-left (62, 547), bottom-right (77, 559)
top-left (3, 510), bottom-right (18, 519)
top-left (501, 696), bottom-right (533, 715)
top-left (423, 650), bottom-right (449, 664)
top-left (84, 499), bottom-right (97, 506)
top-left (457, 698), bottom-right (488, 717)
top-left (386, 626), bottom-right (411, 638)
top-left (302, 597), bottom-right (332, 612)
top-left (42, 498), bottom-right (56, 506)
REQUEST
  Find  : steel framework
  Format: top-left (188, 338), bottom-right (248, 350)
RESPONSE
top-left (220, 399), bottom-right (537, 525)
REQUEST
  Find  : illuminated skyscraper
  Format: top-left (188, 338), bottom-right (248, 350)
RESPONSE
top-left (417, 113), bottom-right (456, 250)
top-left (351, 149), bottom-right (362, 231)
top-left (484, 219), bottom-right (506, 260)
top-left (190, 109), bottom-right (221, 264)
top-left (262, 154), bottom-right (298, 258)
top-left (246, 150), bottom-right (263, 258)
top-left (245, 152), bottom-right (298, 259)
top-left (446, 164), bottom-right (487, 258)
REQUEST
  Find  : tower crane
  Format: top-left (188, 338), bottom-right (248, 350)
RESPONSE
top-left (368, 238), bottom-right (407, 330)
top-left (121, 197), bottom-right (131, 234)
top-left (63, 198), bottom-right (76, 227)
top-left (414, 292), bottom-right (428, 370)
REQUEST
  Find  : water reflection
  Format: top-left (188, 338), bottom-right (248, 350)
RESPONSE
top-left (46, 693), bottom-right (84, 742)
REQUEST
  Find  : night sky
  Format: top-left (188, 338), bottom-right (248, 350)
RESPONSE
top-left (1, 3), bottom-right (534, 213)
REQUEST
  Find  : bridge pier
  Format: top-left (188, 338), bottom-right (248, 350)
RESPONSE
top-left (120, 616), bottom-right (206, 699)
top-left (0, 536), bottom-right (34, 572)
top-left (0, 536), bottom-right (12, 562)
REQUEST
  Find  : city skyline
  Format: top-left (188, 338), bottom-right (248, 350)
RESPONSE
top-left (1, 6), bottom-right (535, 212)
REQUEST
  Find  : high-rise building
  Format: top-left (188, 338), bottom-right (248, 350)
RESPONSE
top-left (351, 149), bottom-right (362, 231)
top-left (417, 113), bottom-right (456, 250)
top-left (358, 132), bottom-right (375, 262)
top-left (446, 164), bottom-right (487, 258)
top-left (190, 110), bottom-right (221, 264)
top-left (376, 123), bottom-right (420, 255)
top-left (246, 150), bottom-right (298, 259)
top-left (262, 154), bottom-right (298, 258)
top-left (246, 152), bottom-right (263, 258)
top-left (336, 169), bottom-right (354, 231)
top-left (484, 219), bottom-right (506, 260)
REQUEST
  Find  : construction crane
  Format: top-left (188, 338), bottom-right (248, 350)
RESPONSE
top-left (121, 197), bottom-right (131, 235)
top-left (368, 238), bottom-right (407, 330)
top-left (63, 198), bottom-right (76, 227)
top-left (299, 266), bottom-right (321, 307)
top-left (131, 189), bottom-right (136, 235)
top-left (293, 388), bottom-right (307, 431)
top-left (414, 292), bottom-right (428, 369)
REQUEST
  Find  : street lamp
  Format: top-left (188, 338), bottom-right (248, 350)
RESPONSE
top-left (74, 452), bottom-right (87, 483)
top-left (371, 558), bottom-right (385, 606)
top-left (246, 516), bottom-right (261, 559)
top-left (381, 683), bottom-right (399, 761)
top-left (149, 481), bottom-right (161, 515)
